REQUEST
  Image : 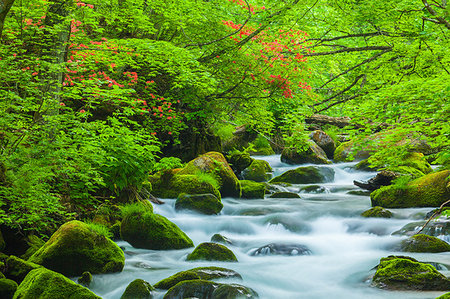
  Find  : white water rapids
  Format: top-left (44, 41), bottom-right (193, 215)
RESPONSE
top-left (89, 155), bottom-right (450, 299)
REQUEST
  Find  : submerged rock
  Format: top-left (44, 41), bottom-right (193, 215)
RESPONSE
top-left (270, 166), bottom-right (334, 184)
top-left (250, 243), bottom-right (311, 256)
top-left (155, 271), bottom-right (201, 290)
top-left (372, 256), bottom-right (450, 291)
top-left (361, 206), bottom-right (393, 218)
top-left (240, 180), bottom-right (266, 199)
top-left (241, 160), bottom-right (272, 182)
top-left (187, 242), bottom-right (238, 262)
top-left (121, 211), bottom-right (193, 250)
top-left (299, 185), bottom-right (328, 194)
top-left (28, 220), bottom-right (124, 277)
top-left (14, 268), bottom-right (101, 298)
top-left (400, 234), bottom-right (450, 253)
top-left (121, 279), bottom-right (154, 299)
top-left (281, 140), bottom-right (330, 165)
top-left (269, 192), bottom-right (300, 198)
top-left (370, 170), bottom-right (450, 208)
top-left (392, 221), bottom-right (450, 237)
top-left (175, 193), bottom-right (223, 215)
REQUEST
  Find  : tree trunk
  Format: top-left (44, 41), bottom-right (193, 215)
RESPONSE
top-left (0, 0), bottom-right (15, 38)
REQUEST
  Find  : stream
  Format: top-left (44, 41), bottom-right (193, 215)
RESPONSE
top-left (89, 155), bottom-right (450, 299)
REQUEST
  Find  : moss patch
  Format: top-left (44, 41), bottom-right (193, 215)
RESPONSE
top-left (361, 206), bottom-right (393, 218)
top-left (241, 160), bottom-right (272, 182)
top-left (121, 279), bottom-right (154, 299)
top-left (212, 283), bottom-right (258, 299)
top-left (187, 242), bottom-right (238, 262)
top-left (400, 234), bottom-right (450, 253)
top-left (120, 211), bottom-right (193, 250)
top-left (270, 166), bottom-right (334, 184)
top-left (240, 180), bottom-right (265, 199)
top-left (175, 193), bottom-right (223, 215)
top-left (5, 256), bottom-right (41, 284)
top-left (370, 170), bottom-right (450, 208)
top-left (227, 153), bottom-right (253, 173)
top-left (28, 220), bottom-right (124, 277)
top-left (154, 271), bottom-right (201, 290)
top-left (13, 268), bottom-right (101, 298)
top-left (163, 279), bottom-right (219, 299)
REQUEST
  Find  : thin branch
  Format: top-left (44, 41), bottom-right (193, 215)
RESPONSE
top-left (313, 74), bottom-right (365, 107)
top-left (315, 93), bottom-right (362, 113)
top-left (302, 31), bottom-right (390, 43)
top-left (422, 0), bottom-right (450, 29)
top-left (302, 45), bottom-right (392, 57)
top-left (416, 199), bottom-right (450, 234)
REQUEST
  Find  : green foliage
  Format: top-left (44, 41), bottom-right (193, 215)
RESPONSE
top-left (194, 171), bottom-right (221, 190)
top-left (153, 157), bottom-right (184, 172)
top-left (85, 221), bottom-right (113, 239)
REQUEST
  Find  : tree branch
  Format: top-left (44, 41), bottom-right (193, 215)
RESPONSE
top-left (422, 0), bottom-right (450, 29)
top-left (313, 74), bottom-right (365, 108)
top-left (302, 45), bottom-right (392, 57)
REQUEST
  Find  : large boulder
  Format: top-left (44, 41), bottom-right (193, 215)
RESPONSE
top-left (163, 280), bottom-right (258, 299)
top-left (241, 160), bottom-right (272, 182)
top-left (400, 234), bottom-right (450, 253)
top-left (309, 130), bottom-right (335, 159)
top-left (178, 152), bottom-right (241, 197)
top-left (149, 170), bottom-right (221, 199)
top-left (281, 140), bottom-right (330, 164)
top-left (372, 256), bottom-right (450, 291)
top-left (370, 170), bottom-right (450, 208)
top-left (227, 152), bottom-right (253, 174)
top-left (13, 268), bottom-right (101, 298)
top-left (175, 193), bottom-right (223, 215)
top-left (186, 242), bottom-right (238, 262)
top-left (120, 211), bottom-right (193, 250)
top-left (240, 180), bottom-right (265, 199)
top-left (121, 279), bottom-right (154, 299)
top-left (28, 221), bottom-right (124, 277)
top-left (212, 283), bottom-right (259, 299)
top-left (250, 243), bottom-right (311, 256)
top-left (269, 166), bottom-right (334, 184)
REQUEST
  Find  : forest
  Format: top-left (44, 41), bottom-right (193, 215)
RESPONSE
top-left (0, 0), bottom-right (449, 298)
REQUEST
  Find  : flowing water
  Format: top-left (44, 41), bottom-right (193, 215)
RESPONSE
top-left (89, 155), bottom-right (450, 299)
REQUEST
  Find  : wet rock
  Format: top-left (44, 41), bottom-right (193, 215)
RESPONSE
top-left (121, 279), bottom-right (154, 299)
top-left (270, 166), bottom-right (334, 185)
top-left (163, 280), bottom-right (258, 299)
top-left (240, 180), bottom-right (266, 199)
top-left (309, 130), bottom-right (335, 159)
top-left (392, 221), bottom-right (450, 237)
top-left (372, 256), bottom-right (450, 291)
top-left (281, 140), bottom-right (330, 165)
top-left (250, 243), bottom-right (311, 256)
top-left (212, 283), bottom-right (259, 299)
top-left (227, 152), bottom-right (253, 174)
top-left (299, 185), bottom-right (328, 194)
top-left (14, 268), bottom-right (101, 298)
top-left (361, 206), bottom-right (393, 218)
top-left (77, 271), bottom-right (92, 287)
top-left (400, 234), bottom-right (450, 253)
top-left (120, 211), bottom-right (193, 250)
top-left (28, 220), bottom-right (124, 276)
top-left (211, 234), bottom-right (233, 245)
top-left (187, 242), bottom-right (238, 262)
top-left (241, 160), bottom-right (272, 182)
top-left (155, 271), bottom-right (201, 290)
top-left (175, 193), bottom-right (223, 215)
top-left (269, 192), bottom-right (300, 198)
top-left (0, 278), bottom-right (17, 299)
top-left (353, 170), bottom-right (399, 191)
top-left (371, 170), bottom-right (450, 208)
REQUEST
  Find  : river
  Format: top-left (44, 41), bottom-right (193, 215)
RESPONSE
top-left (89, 155), bottom-right (450, 299)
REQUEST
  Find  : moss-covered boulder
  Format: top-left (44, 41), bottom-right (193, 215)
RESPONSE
top-left (175, 193), bottom-right (223, 215)
top-left (227, 152), bottom-right (253, 173)
top-left (400, 234), bottom-right (450, 253)
top-left (370, 170), bottom-right (450, 208)
top-left (178, 152), bottom-right (241, 198)
top-left (309, 130), bottom-right (335, 159)
top-left (212, 283), bottom-right (258, 299)
top-left (149, 170), bottom-right (221, 199)
top-left (77, 272), bottom-right (92, 287)
top-left (269, 192), bottom-right (300, 198)
top-left (0, 278), bottom-right (17, 299)
top-left (13, 268), bottom-right (101, 298)
top-left (281, 140), bottom-right (330, 165)
top-left (240, 180), bottom-right (265, 199)
top-left (436, 292), bottom-right (450, 299)
top-left (361, 206), bottom-right (393, 218)
top-left (372, 256), bottom-right (450, 290)
top-left (121, 279), bottom-right (154, 299)
top-left (155, 271), bottom-right (201, 290)
top-left (4, 256), bottom-right (41, 284)
top-left (121, 210), bottom-right (193, 250)
top-left (163, 279), bottom-right (218, 299)
top-left (390, 152), bottom-right (432, 177)
top-left (241, 160), bottom-right (272, 182)
top-left (28, 220), bottom-right (124, 277)
top-left (187, 242), bottom-right (238, 262)
top-left (269, 166), bottom-right (334, 184)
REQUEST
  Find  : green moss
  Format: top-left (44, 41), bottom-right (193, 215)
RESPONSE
top-left (240, 180), bottom-right (265, 199)
top-left (154, 271), bottom-right (201, 290)
top-left (242, 160), bottom-right (272, 182)
top-left (361, 206), bottom-right (393, 218)
top-left (5, 256), bottom-right (41, 284)
top-left (334, 141), bottom-right (372, 162)
top-left (436, 292), bottom-right (450, 299)
top-left (186, 242), bottom-right (238, 262)
top-left (175, 193), bottom-right (223, 215)
top-left (372, 256), bottom-right (450, 290)
top-left (163, 279), bottom-right (218, 299)
top-left (13, 268), bottom-right (101, 298)
top-left (390, 153), bottom-right (432, 176)
top-left (355, 159), bottom-right (378, 171)
top-left (210, 234), bottom-right (233, 245)
top-left (189, 266), bottom-right (242, 280)
top-left (400, 234), bottom-right (450, 253)
top-left (77, 271), bottom-right (92, 287)
top-left (212, 283), bottom-right (258, 299)
top-left (178, 152), bottom-right (241, 198)
top-left (121, 279), bottom-right (154, 299)
top-left (281, 140), bottom-right (330, 165)
top-left (269, 192), bottom-right (300, 198)
top-left (371, 170), bottom-right (450, 208)
top-left (28, 220), bottom-right (124, 277)
top-left (0, 278), bottom-right (18, 299)
top-left (227, 152), bottom-right (253, 173)
top-left (120, 211), bottom-right (193, 250)
top-left (269, 166), bottom-right (334, 184)
top-left (0, 230), bottom-right (5, 252)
